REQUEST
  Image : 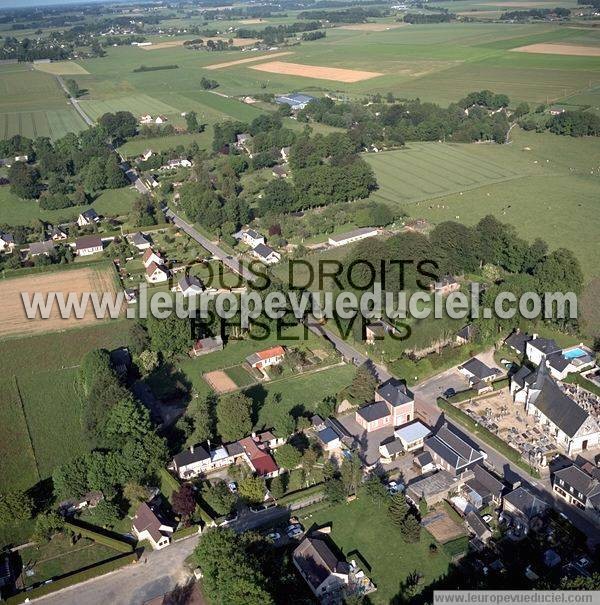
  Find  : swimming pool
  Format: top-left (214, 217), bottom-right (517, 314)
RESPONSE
top-left (563, 347), bottom-right (587, 360)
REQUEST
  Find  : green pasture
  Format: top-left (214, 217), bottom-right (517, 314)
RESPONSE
top-left (366, 141), bottom-right (530, 206)
top-left (0, 186), bottom-right (137, 226)
top-left (397, 129), bottom-right (600, 279)
top-left (0, 109), bottom-right (87, 140)
top-left (79, 93), bottom-right (178, 121)
top-left (224, 364), bottom-right (257, 388)
top-left (16, 368), bottom-right (90, 480)
top-left (0, 376), bottom-right (39, 492)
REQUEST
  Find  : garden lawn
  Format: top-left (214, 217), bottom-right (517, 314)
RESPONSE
top-left (303, 497), bottom-right (452, 604)
top-left (18, 534), bottom-right (119, 588)
top-left (224, 364), bottom-right (256, 389)
top-left (247, 363), bottom-right (356, 429)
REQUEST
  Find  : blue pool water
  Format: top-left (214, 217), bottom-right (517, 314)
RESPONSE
top-left (564, 347), bottom-right (586, 360)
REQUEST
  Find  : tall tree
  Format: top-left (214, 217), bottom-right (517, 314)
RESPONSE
top-left (216, 392), bottom-right (253, 442)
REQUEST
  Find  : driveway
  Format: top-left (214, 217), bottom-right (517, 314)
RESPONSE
top-left (35, 535), bottom-right (199, 605)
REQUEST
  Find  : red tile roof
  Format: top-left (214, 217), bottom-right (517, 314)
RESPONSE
top-left (256, 345), bottom-right (285, 361)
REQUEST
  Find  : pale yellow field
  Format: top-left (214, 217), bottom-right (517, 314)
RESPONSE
top-left (33, 61), bottom-right (89, 75)
top-left (511, 43), bottom-right (600, 57)
top-left (205, 51), bottom-right (293, 70)
top-left (0, 266), bottom-right (118, 338)
top-left (249, 61), bottom-right (384, 83)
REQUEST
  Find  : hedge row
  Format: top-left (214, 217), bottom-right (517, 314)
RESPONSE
top-left (6, 554), bottom-right (138, 604)
top-left (277, 483), bottom-right (325, 507)
top-left (172, 524), bottom-right (201, 541)
top-left (64, 522), bottom-right (134, 553)
top-left (437, 398), bottom-right (540, 478)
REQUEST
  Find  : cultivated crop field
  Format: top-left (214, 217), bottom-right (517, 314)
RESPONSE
top-left (0, 109), bottom-right (87, 140)
top-left (0, 265), bottom-right (119, 338)
top-left (79, 93), bottom-right (179, 121)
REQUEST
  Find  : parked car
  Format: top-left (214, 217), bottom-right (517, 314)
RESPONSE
top-left (286, 524), bottom-right (303, 538)
top-left (443, 387), bottom-right (456, 398)
top-left (387, 481), bottom-right (404, 494)
top-left (482, 514), bottom-right (493, 524)
top-left (267, 532), bottom-right (281, 542)
top-left (227, 481), bottom-right (237, 493)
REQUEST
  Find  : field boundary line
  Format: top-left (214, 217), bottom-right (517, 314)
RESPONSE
top-left (12, 375), bottom-right (41, 483)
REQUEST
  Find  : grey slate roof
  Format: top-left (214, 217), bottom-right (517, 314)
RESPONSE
top-left (531, 374), bottom-right (590, 437)
top-left (131, 231), bottom-right (150, 246)
top-left (466, 511), bottom-right (491, 538)
top-left (380, 437), bottom-right (404, 456)
top-left (356, 400), bottom-right (390, 423)
top-left (511, 365), bottom-right (533, 389)
top-left (294, 537), bottom-right (348, 591)
top-left (29, 240), bottom-right (55, 255)
top-left (80, 208), bottom-right (98, 221)
top-left (376, 378), bottom-right (413, 407)
top-left (253, 242), bottom-right (276, 259)
top-left (528, 337), bottom-right (560, 356)
top-left (504, 486), bottom-right (547, 519)
top-left (460, 357), bottom-right (498, 381)
top-left (554, 465), bottom-right (599, 498)
top-left (505, 331), bottom-right (532, 353)
top-left (425, 424), bottom-right (484, 471)
top-left (457, 324), bottom-right (476, 341)
top-left (179, 274), bottom-right (203, 292)
top-left (547, 354), bottom-right (570, 373)
top-left (75, 235), bottom-right (102, 251)
top-left (466, 464), bottom-right (504, 500)
top-left (415, 451), bottom-right (433, 467)
top-left (173, 445), bottom-right (210, 467)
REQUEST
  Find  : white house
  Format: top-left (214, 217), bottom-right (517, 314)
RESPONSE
top-left (293, 537), bottom-right (349, 598)
top-left (240, 228), bottom-right (265, 248)
top-left (77, 208), bottom-right (100, 227)
top-left (0, 231), bottom-right (15, 253)
top-left (140, 114), bottom-right (153, 124)
top-left (394, 421), bottom-right (432, 451)
top-left (317, 427), bottom-right (341, 451)
top-left (545, 345), bottom-right (596, 381)
top-left (526, 335), bottom-right (561, 367)
top-left (162, 158), bottom-right (192, 170)
top-left (177, 275), bottom-right (204, 296)
top-left (146, 261), bottom-right (169, 283)
top-left (142, 247), bottom-right (164, 268)
top-left (50, 226), bottom-right (68, 241)
top-left (251, 243), bottom-right (281, 265)
top-left (155, 115), bottom-right (168, 124)
top-left (140, 149), bottom-right (154, 162)
top-left (132, 502), bottom-right (174, 550)
top-left (245, 345), bottom-right (286, 370)
top-left (328, 227), bottom-right (379, 247)
top-left (75, 235), bottom-right (103, 256)
top-left (129, 232), bottom-right (151, 251)
top-left (172, 442), bottom-right (243, 479)
top-left (280, 146), bottom-right (291, 161)
top-left (29, 240), bottom-right (55, 257)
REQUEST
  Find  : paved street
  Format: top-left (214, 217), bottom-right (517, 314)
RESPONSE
top-left (165, 209), bottom-right (258, 283)
top-left (35, 535), bottom-right (199, 605)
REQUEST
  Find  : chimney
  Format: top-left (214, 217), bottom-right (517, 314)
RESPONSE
top-left (532, 333), bottom-right (538, 340)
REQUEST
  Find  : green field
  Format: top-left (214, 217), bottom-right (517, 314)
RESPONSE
top-left (366, 129), bottom-right (600, 280)
top-left (366, 141), bottom-right (529, 205)
top-left (0, 322), bottom-right (131, 502)
top-left (0, 64), bottom-right (87, 139)
top-left (17, 369), bottom-right (90, 480)
top-left (0, 376), bottom-right (39, 492)
top-left (79, 93), bottom-right (178, 121)
top-left (0, 185), bottom-right (137, 226)
top-left (302, 497), bottom-right (452, 604)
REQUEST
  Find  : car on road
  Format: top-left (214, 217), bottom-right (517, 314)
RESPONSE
top-left (443, 387), bottom-right (456, 398)
top-left (228, 481), bottom-right (237, 493)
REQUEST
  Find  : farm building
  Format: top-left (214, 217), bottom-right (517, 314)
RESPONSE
top-left (328, 227), bottom-right (379, 247)
top-left (275, 93), bottom-right (315, 110)
top-left (191, 336), bottom-right (224, 357)
top-left (75, 235), bottom-right (103, 256)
